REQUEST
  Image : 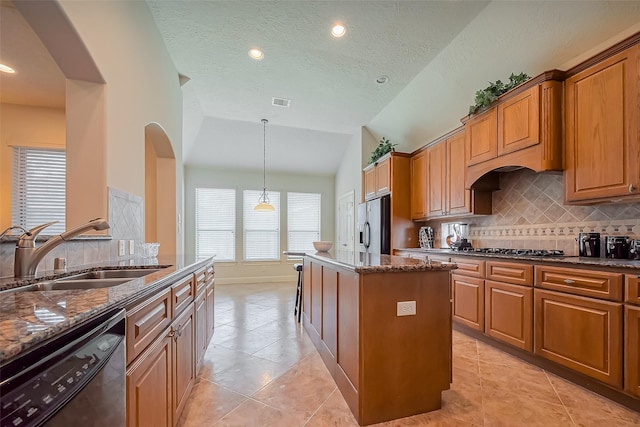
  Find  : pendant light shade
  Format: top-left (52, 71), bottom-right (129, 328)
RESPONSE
top-left (255, 119), bottom-right (275, 211)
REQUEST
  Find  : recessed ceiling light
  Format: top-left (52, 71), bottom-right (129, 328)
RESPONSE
top-left (0, 63), bottom-right (16, 74)
top-left (248, 48), bottom-right (264, 61)
top-left (376, 75), bottom-right (389, 85)
top-left (331, 23), bottom-right (346, 38)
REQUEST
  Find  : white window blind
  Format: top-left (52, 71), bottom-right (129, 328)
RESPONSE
top-left (287, 192), bottom-right (321, 252)
top-left (243, 190), bottom-right (280, 261)
top-left (195, 188), bottom-right (236, 262)
top-left (12, 147), bottom-right (66, 235)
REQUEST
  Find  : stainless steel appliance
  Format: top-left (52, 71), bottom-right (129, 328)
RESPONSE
top-left (0, 309), bottom-right (126, 427)
top-left (418, 227), bottom-right (434, 249)
top-left (630, 239), bottom-right (640, 260)
top-left (577, 232), bottom-right (600, 257)
top-left (357, 195), bottom-right (391, 254)
top-left (605, 236), bottom-right (629, 259)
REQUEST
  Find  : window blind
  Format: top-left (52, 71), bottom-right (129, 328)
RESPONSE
top-left (287, 192), bottom-right (321, 252)
top-left (12, 147), bottom-right (66, 235)
top-left (195, 188), bottom-right (236, 261)
top-left (243, 190), bottom-right (280, 261)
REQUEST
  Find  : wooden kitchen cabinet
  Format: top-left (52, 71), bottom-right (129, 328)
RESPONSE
top-left (485, 279), bottom-right (533, 351)
top-left (126, 287), bottom-right (172, 364)
top-left (205, 279), bottom-right (215, 344)
top-left (451, 273), bottom-right (484, 331)
top-left (565, 44), bottom-right (640, 203)
top-left (363, 167), bottom-right (376, 200)
top-left (625, 304), bottom-right (640, 397)
top-left (426, 129), bottom-right (491, 219)
top-left (410, 149), bottom-right (427, 219)
top-left (172, 305), bottom-right (195, 423)
top-left (171, 274), bottom-right (194, 318)
top-left (534, 289), bottom-right (623, 387)
top-left (126, 330), bottom-right (173, 427)
top-left (627, 274), bottom-right (640, 304)
top-left (463, 72), bottom-right (563, 187)
top-left (194, 291), bottom-right (206, 373)
top-left (535, 265), bottom-right (623, 301)
top-left (363, 156), bottom-right (391, 200)
top-left (322, 268), bottom-right (338, 358)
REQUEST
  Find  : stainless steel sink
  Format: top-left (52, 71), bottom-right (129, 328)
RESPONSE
top-left (62, 268), bottom-right (162, 281)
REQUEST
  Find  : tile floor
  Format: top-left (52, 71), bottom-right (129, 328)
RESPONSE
top-left (177, 282), bottom-right (640, 426)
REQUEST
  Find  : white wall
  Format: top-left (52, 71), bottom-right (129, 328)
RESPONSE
top-left (185, 166), bottom-right (335, 284)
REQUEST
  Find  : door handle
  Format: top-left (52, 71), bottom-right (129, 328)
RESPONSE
top-left (364, 222), bottom-right (371, 248)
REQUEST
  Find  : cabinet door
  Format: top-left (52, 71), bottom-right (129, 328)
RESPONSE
top-left (497, 86), bottom-right (540, 156)
top-left (375, 157), bottom-right (391, 195)
top-left (363, 167), bottom-right (376, 200)
top-left (565, 44), bottom-right (640, 202)
top-left (534, 289), bottom-right (622, 387)
top-left (625, 305), bottom-right (640, 397)
top-left (410, 150), bottom-right (427, 219)
top-left (446, 131), bottom-right (471, 215)
top-left (194, 292), bottom-right (206, 374)
top-left (452, 274), bottom-right (484, 331)
top-left (205, 281), bottom-right (215, 345)
top-left (626, 274), bottom-right (640, 304)
top-left (465, 107), bottom-right (497, 166)
top-left (485, 280), bottom-right (533, 351)
top-left (426, 141), bottom-right (446, 218)
top-left (126, 331), bottom-right (172, 427)
top-left (172, 306), bottom-right (195, 422)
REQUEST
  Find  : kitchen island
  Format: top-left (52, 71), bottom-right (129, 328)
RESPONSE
top-left (301, 250), bottom-right (457, 426)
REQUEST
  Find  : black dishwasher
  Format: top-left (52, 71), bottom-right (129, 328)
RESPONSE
top-left (0, 309), bottom-right (126, 427)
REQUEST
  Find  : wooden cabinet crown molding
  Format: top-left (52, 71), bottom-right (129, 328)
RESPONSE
top-left (565, 31), bottom-right (640, 78)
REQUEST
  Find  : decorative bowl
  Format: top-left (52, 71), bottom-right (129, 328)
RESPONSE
top-left (312, 241), bottom-right (333, 252)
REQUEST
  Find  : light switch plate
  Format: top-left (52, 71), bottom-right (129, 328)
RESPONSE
top-left (397, 301), bottom-right (416, 316)
top-left (118, 240), bottom-right (126, 257)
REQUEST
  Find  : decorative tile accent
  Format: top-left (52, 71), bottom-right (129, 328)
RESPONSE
top-left (431, 169), bottom-right (640, 255)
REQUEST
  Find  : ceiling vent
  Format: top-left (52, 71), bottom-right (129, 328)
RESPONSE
top-left (272, 97), bottom-right (291, 108)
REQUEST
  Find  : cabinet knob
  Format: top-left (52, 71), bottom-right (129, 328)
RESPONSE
top-left (630, 184), bottom-right (637, 193)
top-left (563, 279), bottom-right (575, 284)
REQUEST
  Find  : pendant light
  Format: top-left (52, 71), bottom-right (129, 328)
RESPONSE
top-left (255, 118), bottom-right (275, 211)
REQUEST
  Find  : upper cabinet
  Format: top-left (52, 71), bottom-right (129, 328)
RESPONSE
top-left (463, 72), bottom-right (564, 187)
top-left (416, 129), bottom-right (491, 221)
top-left (363, 156), bottom-right (391, 200)
top-left (564, 43), bottom-right (640, 204)
top-left (410, 150), bottom-right (427, 219)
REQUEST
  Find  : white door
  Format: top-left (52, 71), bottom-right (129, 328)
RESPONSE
top-left (337, 191), bottom-right (355, 251)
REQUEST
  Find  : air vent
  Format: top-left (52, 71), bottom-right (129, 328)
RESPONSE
top-left (272, 97), bottom-right (291, 108)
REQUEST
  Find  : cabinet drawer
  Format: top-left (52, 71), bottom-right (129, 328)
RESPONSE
top-left (172, 275), bottom-right (195, 318)
top-left (451, 257), bottom-right (485, 278)
top-left (126, 287), bottom-right (172, 364)
top-left (626, 274), bottom-right (640, 305)
top-left (429, 254), bottom-right (451, 263)
top-left (535, 265), bottom-right (623, 301)
top-left (206, 264), bottom-right (214, 281)
top-left (194, 266), bottom-right (207, 297)
top-left (487, 261), bottom-right (533, 286)
top-left (534, 289), bottom-right (622, 387)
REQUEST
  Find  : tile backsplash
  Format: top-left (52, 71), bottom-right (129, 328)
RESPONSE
top-left (430, 169), bottom-right (640, 255)
top-left (0, 187), bottom-right (144, 277)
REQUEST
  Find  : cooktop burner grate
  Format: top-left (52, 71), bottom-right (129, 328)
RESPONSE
top-left (459, 247), bottom-right (565, 257)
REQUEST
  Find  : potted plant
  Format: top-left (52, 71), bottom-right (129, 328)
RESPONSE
top-left (368, 137), bottom-right (397, 165)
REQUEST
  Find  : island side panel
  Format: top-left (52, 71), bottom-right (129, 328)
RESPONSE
top-left (360, 270), bottom-right (452, 425)
top-left (335, 270), bottom-right (360, 418)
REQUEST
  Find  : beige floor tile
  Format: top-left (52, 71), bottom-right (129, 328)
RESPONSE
top-left (210, 354), bottom-right (290, 396)
top-left (216, 328), bottom-right (283, 353)
top-left (482, 395), bottom-right (573, 427)
top-left (305, 389), bottom-right (360, 427)
top-left (215, 398), bottom-right (307, 427)
top-left (479, 360), bottom-right (560, 406)
top-left (176, 377), bottom-right (246, 427)
top-left (252, 335), bottom-right (316, 366)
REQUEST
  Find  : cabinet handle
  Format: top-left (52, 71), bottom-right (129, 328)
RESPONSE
top-left (563, 279), bottom-right (575, 284)
top-left (172, 324), bottom-right (183, 342)
top-left (630, 184), bottom-right (637, 193)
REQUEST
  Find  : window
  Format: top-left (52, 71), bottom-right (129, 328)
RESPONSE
top-left (243, 190), bottom-right (280, 261)
top-left (12, 147), bottom-right (66, 235)
top-left (195, 188), bottom-right (236, 261)
top-left (287, 192), bottom-right (321, 252)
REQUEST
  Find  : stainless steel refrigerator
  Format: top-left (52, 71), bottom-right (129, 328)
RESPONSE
top-left (357, 194), bottom-right (391, 254)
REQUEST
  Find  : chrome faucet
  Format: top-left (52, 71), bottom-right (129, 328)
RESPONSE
top-left (14, 218), bottom-right (110, 278)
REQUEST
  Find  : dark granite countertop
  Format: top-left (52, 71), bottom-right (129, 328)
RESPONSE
top-left (0, 255), bottom-right (213, 365)
top-left (301, 250), bottom-right (457, 273)
top-left (395, 248), bottom-right (640, 271)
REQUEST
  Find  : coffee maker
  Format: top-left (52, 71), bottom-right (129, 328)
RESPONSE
top-left (629, 239), bottom-right (640, 260)
top-left (605, 236), bottom-right (629, 259)
top-left (577, 233), bottom-right (600, 258)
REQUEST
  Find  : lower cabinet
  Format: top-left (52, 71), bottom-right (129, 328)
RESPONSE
top-left (194, 292), bottom-right (207, 373)
top-left (205, 280), bottom-right (215, 344)
top-left (485, 280), bottom-right (532, 351)
top-left (626, 304), bottom-right (640, 397)
top-left (172, 305), bottom-right (195, 422)
top-left (126, 332), bottom-right (173, 427)
top-left (452, 273), bottom-right (484, 331)
top-left (534, 289), bottom-right (623, 387)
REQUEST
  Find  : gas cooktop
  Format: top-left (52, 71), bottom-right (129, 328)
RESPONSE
top-left (457, 247), bottom-right (565, 257)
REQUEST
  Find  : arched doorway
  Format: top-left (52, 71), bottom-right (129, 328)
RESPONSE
top-left (145, 123), bottom-right (176, 256)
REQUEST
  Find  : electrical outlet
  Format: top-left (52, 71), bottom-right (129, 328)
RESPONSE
top-left (397, 301), bottom-right (416, 316)
top-left (129, 240), bottom-right (135, 255)
top-left (118, 240), bottom-right (126, 257)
